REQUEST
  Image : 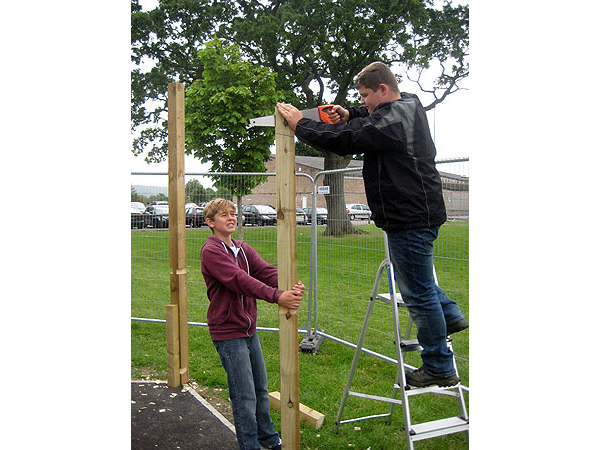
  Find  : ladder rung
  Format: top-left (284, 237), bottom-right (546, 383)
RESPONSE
top-left (337, 412), bottom-right (391, 425)
top-left (410, 416), bottom-right (469, 441)
top-left (398, 383), bottom-right (463, 397)
top-left (376, 293), bottom-right (407, 307)
top-left (399, 339), bottom-right (422, 352)
top-left (348, 391), bottom-right (404, 405)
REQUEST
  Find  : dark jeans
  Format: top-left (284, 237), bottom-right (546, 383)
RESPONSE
top-left (213, 333), bottom-right (280, 450)
top-left (387, 227), bottom-right (466, 376)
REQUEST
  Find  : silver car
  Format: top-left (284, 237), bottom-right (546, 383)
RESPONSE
top-left (303, 207), bottom-right (328, 225)
top-left (296, 208), bottom-right (308, 225)
top-left (346, 204), bottom-right (372, 221)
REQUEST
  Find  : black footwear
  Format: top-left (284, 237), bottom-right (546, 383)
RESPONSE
top-left (447, 318), bottom-right (469, 335)
top-left (260, 438), bottom-right (282, 450)
top-left (405, 367), bottom-right (460, 388)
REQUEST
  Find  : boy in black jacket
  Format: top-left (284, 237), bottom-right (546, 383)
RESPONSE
top-left (276, 61), bottom-right (468, 388)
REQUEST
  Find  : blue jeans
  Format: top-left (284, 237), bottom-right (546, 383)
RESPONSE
top-left (213, 333), bottom-right (280, 450)
top-left (387, 227), bottom-right (466, 376)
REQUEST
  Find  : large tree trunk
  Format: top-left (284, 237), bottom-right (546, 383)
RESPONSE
top-left (322, 151), bottom-right (365, 237)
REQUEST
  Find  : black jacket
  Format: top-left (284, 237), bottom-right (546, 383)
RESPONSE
top-left (295, 93), bottom-right (446, 230)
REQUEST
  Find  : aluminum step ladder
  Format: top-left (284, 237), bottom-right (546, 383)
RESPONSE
top-left (334, 232), bottom-right (469, 449)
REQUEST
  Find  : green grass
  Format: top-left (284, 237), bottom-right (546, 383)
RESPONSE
top-left (132, 223), bottom-right (469, 449)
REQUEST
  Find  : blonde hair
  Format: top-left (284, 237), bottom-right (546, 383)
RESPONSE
top-left (203, 198), bottom-right (235, 223)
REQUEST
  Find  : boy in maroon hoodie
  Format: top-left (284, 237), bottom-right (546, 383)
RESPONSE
top-left (201, 198), bottom-right (304, 450)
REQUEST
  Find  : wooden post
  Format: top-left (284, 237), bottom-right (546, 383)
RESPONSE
top-left (166, 304), bottom-right (180, 386)
top-left (167, 82), bottom-right (189, 386)
top-left (275, 107), bottom-right (300, 449)
top-left (269, 392), bottom-right (325, 429)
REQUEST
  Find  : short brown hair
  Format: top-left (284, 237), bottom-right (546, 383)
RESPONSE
top-left (354, 61), bottom-right (399, 93)
top-left (203, 198), bottom-right (235, 223)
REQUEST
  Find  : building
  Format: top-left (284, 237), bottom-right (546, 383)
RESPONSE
top-left (241, 155), bottom-right (469, 220)
top-left (241, 155), bottom-right (366, 209)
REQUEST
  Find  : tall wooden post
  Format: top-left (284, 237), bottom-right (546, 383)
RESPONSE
top-left (165, 304), bottom-right (180, 386)
top-left (167, 82), bottom-right (189, 386)
top-left (275, 108), bottom-right (300, 449)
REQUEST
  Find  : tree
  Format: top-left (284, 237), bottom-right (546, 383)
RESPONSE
top-left (185, 178), bottom-right (206, 205)
top-left (148, 192), bottom-right (168, 203)
top-left (131, 0), bottom-right (469, 235)
top-left (295, 141), bottom-right (322, 157)
top-left (184, 38), bottom-right (280, 238)
top-left (222, 0), bottom-right (468, 235)
top-left (131, 0), bottom-right (235, 163)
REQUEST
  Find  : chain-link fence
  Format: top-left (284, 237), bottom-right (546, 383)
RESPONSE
top-left (131, 158), bottom-right (468, 375)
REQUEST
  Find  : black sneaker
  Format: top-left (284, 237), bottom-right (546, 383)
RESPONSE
top-left (405, 367), bottom-right (460, 388)
top-left (446, 318), bottom-right (469, 335)
top-left (260, 438), bottom-right (281, 450)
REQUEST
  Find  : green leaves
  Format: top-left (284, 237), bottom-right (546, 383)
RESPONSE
top-left (184, 38), bottom-right (279, 195)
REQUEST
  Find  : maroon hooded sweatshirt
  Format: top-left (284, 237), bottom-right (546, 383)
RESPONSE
top-left (201, 236), bottom-right (283, 341)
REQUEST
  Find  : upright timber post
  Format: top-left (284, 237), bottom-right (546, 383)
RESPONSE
top-left (167, 82), bottom-right (189, 387)
top-left (275, 107), bottom-right (301, 449)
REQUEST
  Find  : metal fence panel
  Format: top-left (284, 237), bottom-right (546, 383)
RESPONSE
top-left (131, 172), bottom-right (312, 332)
top-left (310, 159), bottom-right (469, 374)
top-left (131, 158), bottom-right (468, 374)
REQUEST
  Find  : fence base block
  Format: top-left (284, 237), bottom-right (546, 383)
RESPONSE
top-left (269, 391), bottom-right (325, 429)
top-left (299, 333), bottom-right (325, 354)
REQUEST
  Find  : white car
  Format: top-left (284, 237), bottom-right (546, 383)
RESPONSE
top-left (296, 208), bottom-right (309, 225)
top-left (131, 201), bottom-right (145, 212)
top-left (131, 202), bottom-right (146, 229)
top-left (346, 204), bottom-right (372, 221)
top-left (303, 207), bottom-right (328, 225)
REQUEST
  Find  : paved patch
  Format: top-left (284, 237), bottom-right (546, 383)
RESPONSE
top-left (131, 381), bottom-right (239, 450)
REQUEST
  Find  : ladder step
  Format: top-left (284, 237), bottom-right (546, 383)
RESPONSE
top-left (337, 412), bottom-right (391, 425)
top-left (376, 292), bottom-right (407, 307)
top-left (410, 416), bottom-right (469, 442)
top-left (348, 391), bottom-right (404, 405)
top-left (399, 339), bottom-right (422, 352)
top-left (396, 383), bottom-right (462, 397)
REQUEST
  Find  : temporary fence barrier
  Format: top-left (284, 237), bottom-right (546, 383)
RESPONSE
top-left (307, 159), bottom-right (469, 380)
top-left (131, 158), bottom-right (468, 372)
top-left (131, 172), bottom-right (312, 334)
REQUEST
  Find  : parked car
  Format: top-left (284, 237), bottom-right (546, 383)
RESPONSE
top-left (303, 207), bottom-right (328, 225)
top-left (144, 205), bottom-right (169, 228)
top-left (185, 206), bottom-right (204, 228)
top-left (149, 201), bottom-right (168, 206)
top-left (296, 208), bottom-right (308, 225)
top-left (346, 204), bottom-right (372, 221)
top-left (131, 202), bottom-right (146, 229)
top-left (242, 204), bottom-right (277, 226)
